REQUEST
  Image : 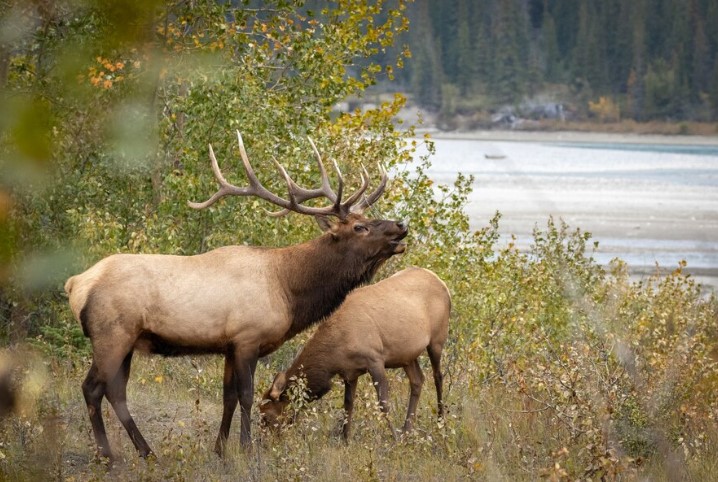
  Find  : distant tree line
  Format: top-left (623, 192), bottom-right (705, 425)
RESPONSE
top-left (384, 0), bottom-right (718, 122)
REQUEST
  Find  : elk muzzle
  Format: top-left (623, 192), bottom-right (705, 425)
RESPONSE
top-left (390, 219), bottom-right (409, 253)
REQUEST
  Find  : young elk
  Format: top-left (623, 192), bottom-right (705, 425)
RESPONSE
top-left (65, 132), bottom-right (408, 461)
top-left (260, 267), bottom-right (450, 440)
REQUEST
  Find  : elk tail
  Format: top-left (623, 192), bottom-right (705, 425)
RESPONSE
top-left (64, 276), bottom-right (74, 296)
top-left (64, 276), bottom-right (92, 338)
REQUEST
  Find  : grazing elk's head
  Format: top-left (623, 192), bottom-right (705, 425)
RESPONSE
top-left (188, 131), bottom-right (408, 259)
top-left (259, 371), bottom-right (292, 431)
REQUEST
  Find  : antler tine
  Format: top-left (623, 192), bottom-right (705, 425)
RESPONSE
top-left (188, 144), bottom-right (253, 209)
top-left (188, 131), bottom-right (295, 211)
top-left (266, 136), bottom-right (342, 217)
top-left (235, 132), bottom-right (266, 193)
top-left (307, 137), bottom-right (337, 202)
top-left (272, 158), bottom-right (301, 208)
top-left (351, 163), bottom-right (388, 214)
top-left (265, 159), bottom-right (293, 217)
top-left (341, 169), bottom-right (370, 208)
top-left (330, 158), bottom-right (344, 213)
top-left (235, 131), bottom-right (315, 210)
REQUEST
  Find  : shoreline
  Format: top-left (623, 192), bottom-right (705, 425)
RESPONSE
top-left (626, 266), bottom-right (718, 293)
top-left (420, 129), bottom-right (718, 146)
top-left (626, 265), bottom-right (718, 277)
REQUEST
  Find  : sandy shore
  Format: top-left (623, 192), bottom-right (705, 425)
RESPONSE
top-left (426, 129), bottom-right (718, 146)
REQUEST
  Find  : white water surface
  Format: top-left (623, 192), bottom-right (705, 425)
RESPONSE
top-left (413, 137), bottom-right (718, 287)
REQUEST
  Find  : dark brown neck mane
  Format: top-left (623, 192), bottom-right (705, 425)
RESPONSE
top-left (279, 233), bottom-right (385, 342)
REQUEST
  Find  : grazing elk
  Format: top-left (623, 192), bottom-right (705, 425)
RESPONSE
top-left (65, 131), bottom-right (408, 461)
top-left (260, 267), bottom-right (450, 440)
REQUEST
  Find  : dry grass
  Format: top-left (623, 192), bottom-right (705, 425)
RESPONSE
top-left (0, 353), bottom-right (477, 481)
top-left (2, 339), bottom-right (717, 481)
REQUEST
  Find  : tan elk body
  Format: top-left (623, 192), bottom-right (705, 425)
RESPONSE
top-left (261, 267), bottom-right (450, 439)
top-left (65, 132), bottom-right (407, 460)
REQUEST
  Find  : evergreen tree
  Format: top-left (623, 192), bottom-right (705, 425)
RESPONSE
top-left (471, 2), bottom-right (493, 94)
top-left (572, 0), bottom-right (607, 93)
top-left (455, 0), bottom-right (473, 96)
top-left (691, 2), bottom-right (710, 94)
top-left (408, 0), bottom-right (443, 109)
top-left (490, 0), bottom-right (529, 104)
top-left (610, 0), bottom-right (634, 93)
top-left (549, 0), bottom-right (579, 59)
top-left (540, 10), bottom-right (561, 83)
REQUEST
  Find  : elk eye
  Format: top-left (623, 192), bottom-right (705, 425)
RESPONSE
top-left (353, 224), bottom-right (368, 233)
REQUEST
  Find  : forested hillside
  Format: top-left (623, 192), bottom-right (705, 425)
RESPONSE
top-left (393, 0), bottom-right (718, 123)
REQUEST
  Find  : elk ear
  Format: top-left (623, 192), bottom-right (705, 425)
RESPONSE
top-left (269, 372), bottom-right (287, 400)
top-left (315, 215), bottom-right (337, 234)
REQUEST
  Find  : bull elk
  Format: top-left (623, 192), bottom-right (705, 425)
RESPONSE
top-left (260, 267), bottom-right (450, 440)
top-left (64, 132), bottom-right (408, 461)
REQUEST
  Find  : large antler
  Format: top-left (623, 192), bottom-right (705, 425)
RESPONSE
top-left (188, 131), bottom-right (387, 219)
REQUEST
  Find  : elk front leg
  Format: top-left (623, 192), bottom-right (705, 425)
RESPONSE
top-left (234, 353), bottom-right (258, 447)
top-left (342, 378), bottom-right (358, 441)
top-left (368, 364), bottom-right (397, 441)
top-left (215, 354), bottom-right (238, 456)
top-left (402, 359), bottom-right (425, 433)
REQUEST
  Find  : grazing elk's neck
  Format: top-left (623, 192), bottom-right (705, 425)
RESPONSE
top-left (279, 233), bottom-right (383, 341)
top-left (285, 341), bottom-right (335, 400)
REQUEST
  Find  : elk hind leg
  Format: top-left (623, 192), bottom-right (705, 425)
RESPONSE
top-left (83, 338), bottom-right (136, 461)
top-left (105, 351), bottom-right (153, 457)
top-left (402, 359), bottom-right (424, 432)
top-left (427, 343), bottom-right (444, 418)
top-left (82, 361), bottom-right (113, 460)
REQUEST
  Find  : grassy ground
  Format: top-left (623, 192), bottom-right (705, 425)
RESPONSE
top-left (1, 352), bottom-right (478, 481)
top-left (2, 332), bottom-right (717, 481)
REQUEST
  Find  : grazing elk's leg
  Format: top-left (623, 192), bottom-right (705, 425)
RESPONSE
top-left (234, 353), bottom-right (258, 447)
top-left (368, 363), bottom-right (397, 440)
top-left (105, 351), bottom-right (153, 458)
top-left (82, 362), bottom-right (113, 460)
top-left (215, 353), bottom-right (238, 456)
top-left (402, 359), bottom-right (425, 432)
top-left (342, 378), bottom-right (358, 441)
top-left (427, 344), bottom-right (444, 418)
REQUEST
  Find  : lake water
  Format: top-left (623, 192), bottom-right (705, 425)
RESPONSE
top-left (414, 136), bottom-right (718, 289)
